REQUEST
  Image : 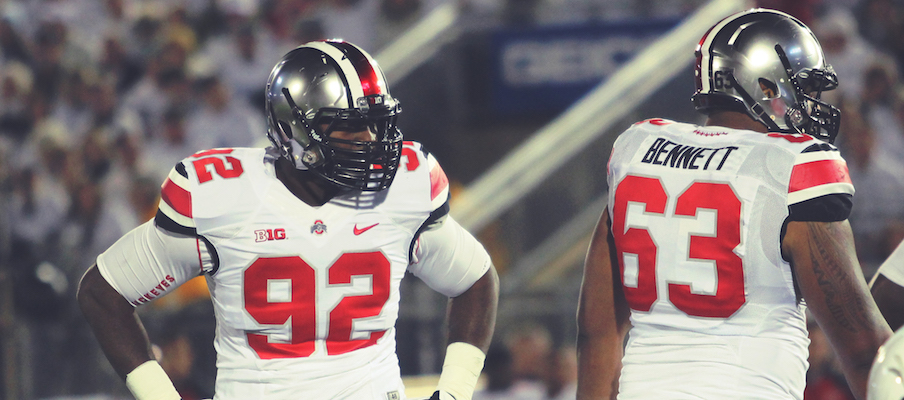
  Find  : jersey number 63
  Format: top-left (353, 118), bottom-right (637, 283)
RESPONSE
top-left (612, 175), bottom-right (745, 318)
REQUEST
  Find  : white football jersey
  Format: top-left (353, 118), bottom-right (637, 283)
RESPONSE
top-left (607, 119), bottom-right (854, 399)
top-left (149, 142), bottom-right (452, 399)
top-left (875, 240), bottom-right (904, 286)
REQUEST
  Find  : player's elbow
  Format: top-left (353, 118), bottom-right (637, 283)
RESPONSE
top-left (577, 292), bottom-right (631, 339)
top-left (576, 312), bottom-right (621, 341)
top-left (842, 330), bottom-right (892, 367)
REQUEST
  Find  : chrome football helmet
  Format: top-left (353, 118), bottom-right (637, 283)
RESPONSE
top-left (868, 328), bottom-right (904, 400)
top-left (265, 40), bottom-right (403, 191)
top-left (692, 9), bottom-right (841, 143)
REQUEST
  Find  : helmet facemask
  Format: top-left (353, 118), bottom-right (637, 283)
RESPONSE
top-left (308, 95), bottom-right (403, 191)
top-left (727, 44), bottom-right (841, 143)
top-left (784, 63), bottom-right (840, 142)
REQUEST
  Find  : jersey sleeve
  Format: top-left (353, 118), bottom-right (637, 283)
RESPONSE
top-left (405, 144), bottom-right (452, 259)
top-left (877, 240), bottom-right (904, 287)
top-left (96, 220), bottom-right (215, 307)
top-left (155, 162), bottom-right (197, 235)
top-left (408, 216), bottom-right (491, 297)
top-left (787, 142), bottom-right (854, 222)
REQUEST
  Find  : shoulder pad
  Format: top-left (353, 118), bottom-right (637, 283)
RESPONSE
top-left (155, 148), bottom-right (262, 235)
top-left (788, 142), bottom-right (853, 206)
top-left (399, 141), bottom-right (450, 211)
top-left (156, 162), bottom-right (195, 235)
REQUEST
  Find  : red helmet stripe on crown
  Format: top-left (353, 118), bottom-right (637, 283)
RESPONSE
top-left (328, 41), bottom-right (384, 97)
top-left (695, 25), bottom-right (717, 91)
top-left (697, 24), bottom-right (716, 49)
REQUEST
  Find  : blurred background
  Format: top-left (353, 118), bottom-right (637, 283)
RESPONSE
top-left (0, 0), bottom-right (902, 399)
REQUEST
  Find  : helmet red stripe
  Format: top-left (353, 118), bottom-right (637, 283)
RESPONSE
top-left (695, 25), bottom-right (717, 92)
top-left (328, 41), bottom-right (384, 97)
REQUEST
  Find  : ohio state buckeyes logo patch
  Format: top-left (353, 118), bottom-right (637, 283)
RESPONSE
top-left (311, 220), bottom-right (327, 235)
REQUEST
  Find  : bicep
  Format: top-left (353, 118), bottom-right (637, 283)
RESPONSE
top-left (578, 208), bottom-right (629, 335)
top-left (78, 264), bottom-right (134, 316)
top-left (96, 220), bottom-right (206, 307)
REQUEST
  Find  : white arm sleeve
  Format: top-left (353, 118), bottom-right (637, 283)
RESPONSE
top-left (96, 220), bottom-right (210, 307)
top-left (877, 240), bottom-right (904, 286)
top-left (408, 216), bottom-right (491, 297)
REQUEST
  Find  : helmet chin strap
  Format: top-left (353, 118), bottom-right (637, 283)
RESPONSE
top-left (279, 87), bottom-right (329, 171)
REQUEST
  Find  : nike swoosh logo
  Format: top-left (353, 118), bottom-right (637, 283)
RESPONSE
top-left (353, 223), bottom-right (379, 235)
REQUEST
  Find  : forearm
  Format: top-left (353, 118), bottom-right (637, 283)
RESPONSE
top-left (576, 208), bottom-right (628, 399)
top-left (836, 338), bottom-right (889, 399)
top-left (576, 284), bottom-right (628, 399)
top-left (77, 265), bottom-right (155, 379)
top-left (446, 266), bottom-right (499, 351)
top-left (576, 332), bottom-right (623, 400)
top-left (785, 220), bottom-right (892, 400)
top-left (433, 267), bottom-right (498, 400)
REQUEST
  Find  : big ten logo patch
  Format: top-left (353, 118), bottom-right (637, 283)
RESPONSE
top-left (255, 228), bottom-right (287, 242)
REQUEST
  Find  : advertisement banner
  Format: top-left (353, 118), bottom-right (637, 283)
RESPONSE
top-left (491, 19), bottom-right (680, 114)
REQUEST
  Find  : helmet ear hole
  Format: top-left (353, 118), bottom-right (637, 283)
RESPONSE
top-left (759, 78), bottom-right (779, 99)
top-left (278, 120), bottom-right (294, 140)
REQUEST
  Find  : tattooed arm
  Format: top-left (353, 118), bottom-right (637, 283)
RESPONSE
top-left (783, 220), bottom-right (891, 400)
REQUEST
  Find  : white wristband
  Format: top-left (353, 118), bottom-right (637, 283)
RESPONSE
top-left (436, 342), bottom-right (486, 400)
top-left (125, 360), bottom-right (181, 400)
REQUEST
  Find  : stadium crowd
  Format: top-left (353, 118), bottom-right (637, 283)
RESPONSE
top-left (0, 0), bottom-right (902, 398)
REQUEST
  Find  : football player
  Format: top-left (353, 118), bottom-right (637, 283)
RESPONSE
top-left (866, 322), bottom-right (904, 400)
top-left (866, 323), bottom-right (904, 400)
top-left (871, 240), bottom-right (904, 330)
top-left (77, 40), bottom-right (498, 400)
top-left (577, 9), bottom-right (891, 400)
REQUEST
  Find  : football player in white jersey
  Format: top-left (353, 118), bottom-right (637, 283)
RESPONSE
top-left (77, 40), bottom-right (499, 400)
top-left (866, 319), bottom-right (904, 400)
top-left (577, 9), bottom-right (891, 400)
top-left (871, 240), bottom-right (904, 330)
